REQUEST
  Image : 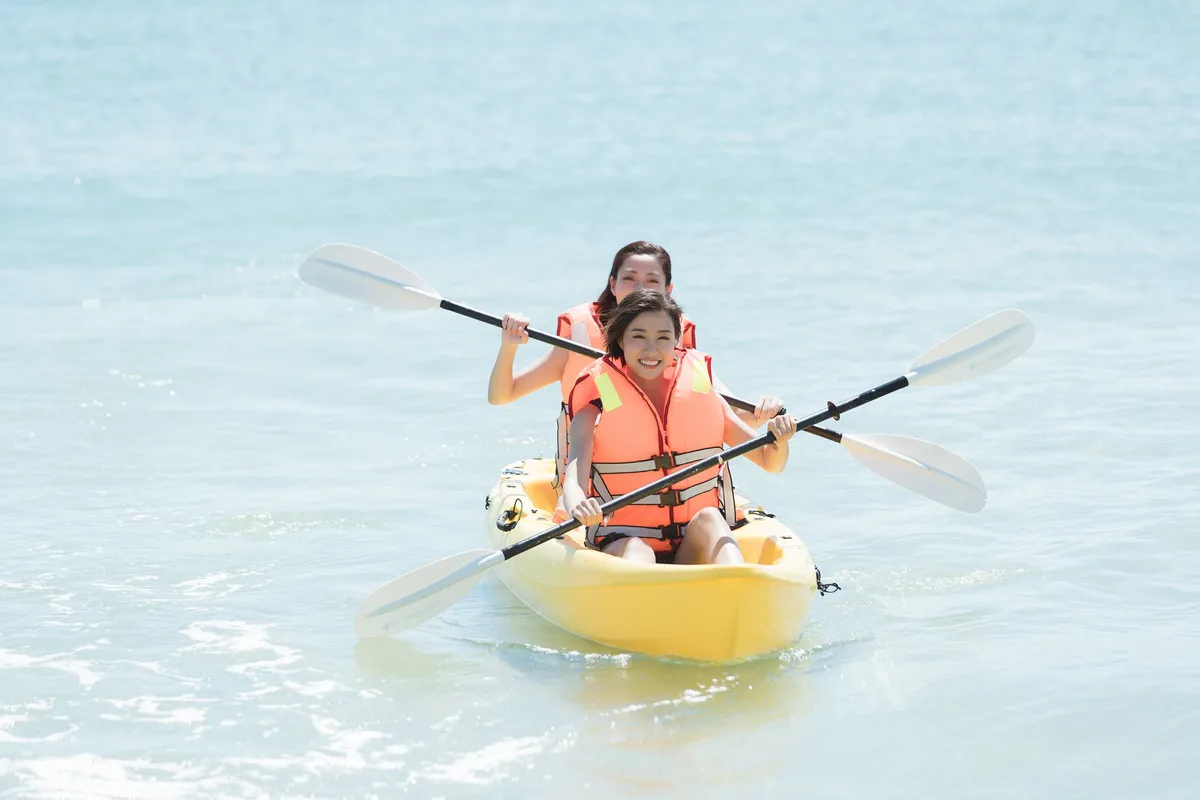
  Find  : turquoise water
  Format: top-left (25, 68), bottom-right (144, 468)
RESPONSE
top-left (3, 1), bottom-right (1199, 796)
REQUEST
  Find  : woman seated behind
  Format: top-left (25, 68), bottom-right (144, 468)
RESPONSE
top-left (487, 240), bottom-right (784, 492)
top-left (562, 290), bottom-right (797, 565)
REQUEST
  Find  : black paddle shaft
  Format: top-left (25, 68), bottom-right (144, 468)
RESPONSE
top-left (440, 298), bottom-right (601, 360)
top-left (442, 298), bottom-right (773, 404)
top-left (438, 297), bottom-right (850, 428)
top-left (501, 373), bottom-right (911, 560)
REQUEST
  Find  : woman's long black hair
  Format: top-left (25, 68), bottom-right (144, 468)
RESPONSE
top-left (595, 241), bottom-right (673, 325)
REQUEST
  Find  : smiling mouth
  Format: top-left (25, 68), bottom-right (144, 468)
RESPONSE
top-left (637, 357), bottom-right (663, 369)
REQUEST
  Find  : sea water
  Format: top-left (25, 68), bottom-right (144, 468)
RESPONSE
top-left (3, 1), bottom-right (1199, 797)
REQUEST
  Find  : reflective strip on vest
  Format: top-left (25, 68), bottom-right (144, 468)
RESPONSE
top-left (593, 373), bottom-right (623, 412)
top-left (690, 358), bottom-right (713, 393)
top-left (589, 446), bottom-right (724, 475)
top-left (589, 471), bottom-right (721, 507)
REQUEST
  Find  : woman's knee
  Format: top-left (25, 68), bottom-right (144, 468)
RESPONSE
top-left (678, 509), bottom-right (743, 565)
top-left (624, 537), bottom-right (658, 562)
top-left (689, 506), bottom-right (726, 529)
top-left (603, 536), bottom-right (658, 563)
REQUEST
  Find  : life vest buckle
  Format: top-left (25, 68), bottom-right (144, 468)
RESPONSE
top-left (657, 488), bottom-right (683, 507)
top-left (651, 452), bottom-right (677, 470)
top-left (661, 523), bottom-right (684, 541)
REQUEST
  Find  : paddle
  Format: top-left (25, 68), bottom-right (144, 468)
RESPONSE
top-left (298, 243), bottom-right (795, 413)
top-left (297, 243), bottom-right (1000, 505)
top-left (353, 306), bottom-right (1034, 639)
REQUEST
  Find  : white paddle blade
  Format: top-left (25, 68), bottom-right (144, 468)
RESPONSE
top-left (298, 243), bottom-right (443, 311)
top-left (840, 433), bottom-right (987, 513)
top-left (906, 309), bottom-right (1035, 387)
top-left (353, 549), bottom-right (503, 639)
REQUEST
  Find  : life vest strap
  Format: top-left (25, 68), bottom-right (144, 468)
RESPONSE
top-left (590, 473), bottom-right (720, 508)
top-left (590, 446), bottom-right (725, 476)
top-left (553, 403), bottom-right (569, 490)
top-left (645, 477), bottom-right (720, 507)
top-left (585, 523), bottom-right (684, 547)
top-left (672, 446), bottom-right (725, 465)
top-left (718, 462), bottom-right (738, 528)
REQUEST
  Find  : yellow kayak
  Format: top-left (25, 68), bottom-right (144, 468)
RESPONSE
top-left (483, 458), bottom-right (819, 662)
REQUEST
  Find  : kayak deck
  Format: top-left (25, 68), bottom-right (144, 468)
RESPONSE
top-left (483, 458), bottom-right (818, 662)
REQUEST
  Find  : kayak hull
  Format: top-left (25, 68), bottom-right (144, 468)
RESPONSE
top-left (483, 458), bottom-right (818, 663)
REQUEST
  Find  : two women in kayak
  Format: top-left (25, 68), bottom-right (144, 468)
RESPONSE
top-left (488, 241), bottom-right (798, 565)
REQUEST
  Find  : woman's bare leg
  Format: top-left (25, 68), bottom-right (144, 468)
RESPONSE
top-left (601, 536), bottom-right (658, 563)
top-left (675, 507), bottom-right (744, 565)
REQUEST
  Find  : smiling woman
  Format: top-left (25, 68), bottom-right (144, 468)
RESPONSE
top-left (486, 241), bottom-right (784, 503)
top-left (562, 290), bottom-right (798, 566)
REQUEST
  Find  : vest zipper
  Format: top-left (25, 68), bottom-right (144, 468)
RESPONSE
top-left (611, 351), bottom-right (685, 525)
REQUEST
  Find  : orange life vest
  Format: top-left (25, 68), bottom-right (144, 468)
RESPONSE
top-left (567, 348), bottom-right (736, 552)
top-left (554, 301), bottom-right (696, 487)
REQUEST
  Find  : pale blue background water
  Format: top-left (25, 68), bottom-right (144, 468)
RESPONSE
top-left (3, 1), bottom-right (1199, 797)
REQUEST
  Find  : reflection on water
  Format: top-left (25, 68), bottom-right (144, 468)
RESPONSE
top-left (353, 581), bottom-right (844, 796)
top-left (352, 634), bottom-right (480, 687)
top-left (488, 614), bottom-right (814, 722)
top-left (494, 616), bottom-right (829, 797)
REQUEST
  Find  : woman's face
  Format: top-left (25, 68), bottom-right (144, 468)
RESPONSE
top-left (609, 255), bottom-right (672, 304)
top-left (620, 309), bottom-right (679, 380)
